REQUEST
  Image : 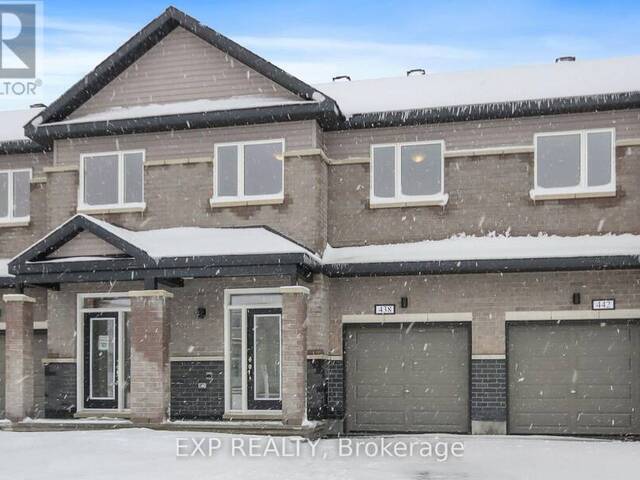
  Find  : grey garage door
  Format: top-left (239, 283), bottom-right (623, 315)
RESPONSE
top-left (508, 321), bottom-right (640, 435)
top-left (345, 323), bottom-right (470, 433)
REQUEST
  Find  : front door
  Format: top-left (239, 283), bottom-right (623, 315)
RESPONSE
top-left (247, 308), bottom-right (282, 410)
top-left (84, 312), bottom-right (118, 409)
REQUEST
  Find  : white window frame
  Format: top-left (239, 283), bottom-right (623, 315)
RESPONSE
top-left (531, 128), bottom-right (616, 200)
top-left (223, 288), bottom-right (283, 414)
top-left (370, 140), bottom-right (448, 208)
top-left (211, 139), bottom-right (285, 206)
top-left (0, 168), bottom-right (32, 225)
top-left (78, 149), bottom-right (146, 212)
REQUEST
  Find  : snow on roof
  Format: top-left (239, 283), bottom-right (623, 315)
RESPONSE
top-left (43, 96), bottom-right (314, 126)
top-left (315, 56), bottom-right (640, 117)
top-left (322, 233), bottom-right (640, 264)
top-left (0, 258), bottom-right (13, 277)
top-left (79, 215), bottom-right (318, 261)
top-left (0, 107), bottom-right (44, 142)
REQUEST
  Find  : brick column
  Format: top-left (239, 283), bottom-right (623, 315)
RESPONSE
top-left (128, 290), bottom-right (172, 423)
top-left (3, 294), bottom-right (36, 421)
top-left (280, 286), bottom-right (309, 426)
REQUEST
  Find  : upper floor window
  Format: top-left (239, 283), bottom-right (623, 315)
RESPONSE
top-left (531, 129), bottom-right (615, 200)
top-left (79, 150), bottom-right (145, 211)
top-left (212, 139), bottom-right (284, 205)
top-left (370, 140), bottom-right (448, 207)
top-left (0, 169), bottom-right (31, 224)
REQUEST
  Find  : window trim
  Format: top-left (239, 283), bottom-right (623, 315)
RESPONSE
top-left (78, 149), bottom-right (146, 212)
top-left (369, 140), bottom-right (448, 208)
top-left (0, 168), bottom-right (32, 225)
top-left (531, 128), bottom-right (616, 200)
top-left (211, 138), bottom-right (285, 206)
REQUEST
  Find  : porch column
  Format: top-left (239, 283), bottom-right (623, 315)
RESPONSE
top-left (128, 290), bottom-right (173, 423)
top-left (280, 286), bottom-right (309, 425)
top-left (3, 294), bottom-right (36, 422)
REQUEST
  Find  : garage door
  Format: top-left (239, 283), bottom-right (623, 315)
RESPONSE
top-left (345, 323), bottom-right (469, 433)
top-left (508, 321), bottom-right (640, 435)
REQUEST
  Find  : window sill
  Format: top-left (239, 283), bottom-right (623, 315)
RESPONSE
top-left (77, 203), bottom-right (147, 215)
top-left (529, 188), bottom-right (616, 201)
top-left (0, 218), bottom-right (30, 228)
top-left (209, 197), bottom-right (284, 209)
top-left (369, 194), bottom-right (449, 209)
top-left (222, 411), bottom-right (282, 421)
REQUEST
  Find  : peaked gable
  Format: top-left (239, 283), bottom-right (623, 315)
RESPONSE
top-left (68, 27), bottom-right (300, 120)
top-left (10, 215), bottom-right (152, 271)
top-left (47, 231), bottom-right (129, 259)
top-left (31, 6), bottom-right (338, 126)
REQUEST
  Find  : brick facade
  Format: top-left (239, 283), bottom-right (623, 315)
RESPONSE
top-left (170, 360), bottom-right (224, 420)
top-left (281, 288), bottom-right (308, 425)
top-left (471, 358), bottom-right (507, 422)
top-left (3, 295), bottom-right (36, 421)
top-left (44, 362), bottom-right (77, 418)
top-left (129, 291), bottom-right (171, 423)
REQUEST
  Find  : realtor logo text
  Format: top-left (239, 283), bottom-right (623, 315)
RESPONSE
top-left (176, 437), bottom-right (465, 461)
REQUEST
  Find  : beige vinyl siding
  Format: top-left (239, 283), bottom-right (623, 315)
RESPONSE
top-left (49, 231), bottom-right (123, 258)
top-left (324, 109), bottom-right (640, 159)
top-left (69, 27), bottom-right (299, 119)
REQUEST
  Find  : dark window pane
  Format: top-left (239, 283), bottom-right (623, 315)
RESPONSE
top-left (217, 145), bottom-right (238, 196)
top-left (84, 154), bottom-right (119, 205)
top-left (123, 152), bottom-right (144, 203)
top-left (401, 143), bottom-right (442, 196)
top-left (373, 146), bottom-right (395, 198)
top-left (0, 173), bottom-right (8, 217)
top-left (244, 142), bottom-right (283, 196)
top-left (587, 131), bottom-right (612, 187)
top-left (537, 134), bottom-right (580, 188)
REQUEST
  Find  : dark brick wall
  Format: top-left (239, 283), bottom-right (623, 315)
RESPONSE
top-left (307, 359), bottom-right (327, 420)
top-left (170, 360), bottom-right (224, 420)
top-left (471, 358), bottom-right (507, 422)
top-left (326, 359), bottom-right (344, 419)
top-left (44, 362), bottom-right (77, 418)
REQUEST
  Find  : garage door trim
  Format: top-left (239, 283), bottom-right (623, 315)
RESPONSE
top-left (505, 318), bottom-right (640, 435)
top-left (343, 321), bottom-right (472, 434)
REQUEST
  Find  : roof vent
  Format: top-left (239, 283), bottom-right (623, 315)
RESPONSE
top-left (332, 75), bottom-right (351, 82)
top-left (30, 103), bottom-right (47, 108)
top-left (406, 68), bottom-right (426, 76)
top-left (555, 56), bottom-right (576, 63)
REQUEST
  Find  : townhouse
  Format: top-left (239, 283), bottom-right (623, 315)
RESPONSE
top-left (0, 6), bottom-right (639, 436)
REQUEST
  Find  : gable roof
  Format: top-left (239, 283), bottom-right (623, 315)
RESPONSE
top-left (0, 108), bottom-right (49, 154)
top-left (9, 214), bottom-right (320, 278)
top-left (24, 6), bottom-right (341, 145)
top-left (316, 55), bottom-right (640, 129)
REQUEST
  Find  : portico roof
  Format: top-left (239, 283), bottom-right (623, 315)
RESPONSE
top-left (8, 214), bottom-right (319, 287)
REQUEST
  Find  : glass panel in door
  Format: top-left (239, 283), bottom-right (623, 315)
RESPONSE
top-left (84, 313), bottom-right (118, 409)
top-left (247, 308), bottom-right (282, 410)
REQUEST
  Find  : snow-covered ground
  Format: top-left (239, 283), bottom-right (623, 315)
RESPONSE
top-left (0, 428), bottom-right (638, 480)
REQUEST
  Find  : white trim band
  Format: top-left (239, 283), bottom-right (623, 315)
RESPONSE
top-left (2, 294), bottom-right (36, 303)
top-left (505, 309), bottom-right (640, 321)
top-left (472, 354), bottom-right (506, 360)
top-left (342, 312), bottom-right (473, 324)
top-left (279, 285), bottom-right (310, 295)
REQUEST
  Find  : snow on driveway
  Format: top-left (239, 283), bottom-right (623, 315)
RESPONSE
top-left (0, 429), bottom-right (638, 480)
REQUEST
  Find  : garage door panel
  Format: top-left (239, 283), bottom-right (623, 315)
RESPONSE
top-left (578, 384), bottom-right (632, 399)
top-left (355, 383), bottom-right (405, 399)
top-left (577, 413), bottom-right (632, 428)
top-left (346, 323), bottom-right (469, 433)
top-left (509, 321), bottom-right (640, 435)
top-left (512, 412), bottom-right (572, 429)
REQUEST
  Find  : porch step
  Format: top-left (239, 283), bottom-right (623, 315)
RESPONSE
top-left (0, 419), bottom-right (327, 438)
